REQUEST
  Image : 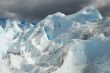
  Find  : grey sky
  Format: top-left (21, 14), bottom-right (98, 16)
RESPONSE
top-left (0, 0), bottom-right (110, 20)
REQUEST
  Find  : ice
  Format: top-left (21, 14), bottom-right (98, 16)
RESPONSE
top-left (52, 37), bottom-right (110, 73)
top-left (0, 27), bottom-right (15, 59)
top-left (0, 6), bottom-right (110, 73)
top-left (67, 6), bottom-right (103, 24)
top-left (43, 6), bottom-right (103, 43)
top-left (44, 14), bottom-right (72, 40)
top-left (0, 60), bottom-right (11, 73)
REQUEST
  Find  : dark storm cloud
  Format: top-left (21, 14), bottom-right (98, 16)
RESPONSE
top-left (90, 0), bottom-right (110, 17)
top-left (4, 0), bottom-right (91, 20)
top-left (0, 0), bottom-right (110, 20)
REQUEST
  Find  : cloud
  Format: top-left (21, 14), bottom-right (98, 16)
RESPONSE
top-left (0, 0), bottom-right (110, 20)
top-left (90, 0), bottom-right (110, 8)
top-left (88, 0), bottom-right (110, 16)
top-left (0, 0), bottom-right (91, 20)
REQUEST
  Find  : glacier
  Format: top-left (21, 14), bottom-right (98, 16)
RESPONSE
top-left (0, 6), bottom-right (110, 73)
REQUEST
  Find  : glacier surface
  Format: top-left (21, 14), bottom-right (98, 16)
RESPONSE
top-left (0, 6), bottom-right (110, 73)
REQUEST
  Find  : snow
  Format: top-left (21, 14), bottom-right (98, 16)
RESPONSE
top-left (0, 27), bottom-right (15, 59)
top-left (0, 6), bottom-right (110, 73)
top-left (0, 60), bottom-right (11, 73)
